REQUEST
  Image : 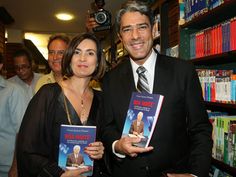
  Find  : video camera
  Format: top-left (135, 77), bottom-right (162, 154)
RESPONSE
top-left (90, 0), bottom-right (111, 32)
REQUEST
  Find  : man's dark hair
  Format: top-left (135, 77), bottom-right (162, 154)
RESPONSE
top-left (47, 34), bottom-right (70, 50)
top-left (115, 1), bottom-right (154, 35)
top-left (13, 48), bottom-right (33, 66)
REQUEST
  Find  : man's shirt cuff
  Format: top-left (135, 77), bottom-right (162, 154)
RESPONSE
top-left (112, 140), bottom-right (126, 158)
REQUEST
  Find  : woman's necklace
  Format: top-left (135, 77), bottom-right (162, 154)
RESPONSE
top-left (80, 86), bottom-right (90, 125)
top-left (62, 82), bottom-right (91, 125)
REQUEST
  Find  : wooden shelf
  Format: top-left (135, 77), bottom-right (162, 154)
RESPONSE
top-left (205, 101), bottom-right (236, 114)
top-left (180, 1), bottom-right (236, 30)
top-left (189, 50), bottom-right (236, 66)
top-left (151, 0), bottom-right (167, 10)
top-left (205, 101), bottom-right (236, 109)
top-left (212, 158), bottom-right (236, 176)
top-left (178, 0), bottom-right (236, 175)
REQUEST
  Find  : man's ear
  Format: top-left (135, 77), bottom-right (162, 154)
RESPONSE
top-left (152, 25), bottom-right (157, 39)
top-left (118, 33), bottom-right (122, 42)
top-left (0, 63), bottom-right (3, 71)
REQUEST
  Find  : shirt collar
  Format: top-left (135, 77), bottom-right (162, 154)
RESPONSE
top-left (130, 49), bottom-right (157, 75)
top-left (0, 75), bottom-right (7, 88)
top-left (48, 71), bottom-right (56, 83)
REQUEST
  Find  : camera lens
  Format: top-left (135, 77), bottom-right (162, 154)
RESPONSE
top-left (95, 11), bottom-right (107, 24)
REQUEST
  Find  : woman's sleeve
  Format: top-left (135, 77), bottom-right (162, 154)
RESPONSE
top-left (17, 85), bottom-right (64, 177)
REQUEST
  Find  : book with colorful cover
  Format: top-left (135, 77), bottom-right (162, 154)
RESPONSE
top-left (58, 124), bottom-right (96, 176)
top-left (121, 92), bottom-right (164, 148)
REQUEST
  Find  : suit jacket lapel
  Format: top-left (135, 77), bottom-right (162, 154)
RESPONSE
top-left (153, 52), bottom-right (170, 95)
top-left (120, 59), bottom-right (136, 100)
top-left (119, 53), bottom-right (169, 97)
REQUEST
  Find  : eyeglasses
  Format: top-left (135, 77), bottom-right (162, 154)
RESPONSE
top-left (48, 50), bottom-right (65, 57)
top-left (14, 64), bottom-right (31, 71)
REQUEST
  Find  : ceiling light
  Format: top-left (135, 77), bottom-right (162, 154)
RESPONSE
top-left (55, 13), bottom-right (74, 21)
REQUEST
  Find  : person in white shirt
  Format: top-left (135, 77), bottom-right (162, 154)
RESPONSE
top-left (0, 53), bottom-right (27, 177)
top-left (8, 49), bottom-right (41, 102)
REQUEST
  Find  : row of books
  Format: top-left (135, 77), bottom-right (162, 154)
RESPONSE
top-left (184, 0), bottom-right (227, 23)
top-left (209, 112), bottom-right (236, 168)
top-left (189, 17), bottom-right (236, 59)
top-left (197, 69), bottom-right (236, 103)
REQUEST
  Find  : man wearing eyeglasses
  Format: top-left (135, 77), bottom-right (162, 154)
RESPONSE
top-left (8, 49), bottom-right (42, 102)
top-left (35, 34), bottom-right (70, 92)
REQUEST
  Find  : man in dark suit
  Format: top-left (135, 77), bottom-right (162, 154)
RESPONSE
top-left (101, 1), bottom-right (212, 177)
top-left (66, 145), bottom-right (84, 167)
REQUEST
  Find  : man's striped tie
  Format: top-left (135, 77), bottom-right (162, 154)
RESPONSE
top-left (136, 66), bottom-right (150, 93)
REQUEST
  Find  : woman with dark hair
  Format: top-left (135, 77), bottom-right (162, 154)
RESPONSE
top-left (17, 33), bottom-right (108, 177)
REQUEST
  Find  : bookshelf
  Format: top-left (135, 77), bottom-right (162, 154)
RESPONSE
top-left (179, 0), bottom-right (236, 60)
top-left (179, 0), bottom-right (236, 176)
top-left (205, 102), bottom-right (236, 115)
top-left (180, 1), bottom-right (236, 30)
top-left (212, 158), bottom-right (236, 176)
top-left (150, 0), bottom-right (180, 54)
top-left (151, 1), bottom-right (162, 52)
top-left (190, 50), bottom-right (236, 66)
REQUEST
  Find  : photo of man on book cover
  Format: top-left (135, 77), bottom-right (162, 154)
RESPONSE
top-left (129, 111), bottom-right (145, 137)
top-left (66, 145), bottom-right (84, 167)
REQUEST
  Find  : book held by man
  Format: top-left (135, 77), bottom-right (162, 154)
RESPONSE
top-left (58, 124), bottom-right (96, 176)
top-left (121, 92), bottom-right (164, 148)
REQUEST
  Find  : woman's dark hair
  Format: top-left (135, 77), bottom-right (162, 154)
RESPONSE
top-left (61, 32), bottom-right (106, 80)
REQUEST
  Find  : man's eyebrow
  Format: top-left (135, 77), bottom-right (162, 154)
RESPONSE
top-left (121, 23), bottom-right (149, 28)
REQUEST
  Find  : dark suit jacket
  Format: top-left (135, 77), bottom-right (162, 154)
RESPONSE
top-left (129, 120), bottom-right (144, 135)
top-left (102, 51), bottom-right (212, 177)
top-left (66, 153), bottom-right (84, 167)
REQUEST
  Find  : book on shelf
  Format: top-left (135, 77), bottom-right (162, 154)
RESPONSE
top-left (121, 92), bottom-right (164, 148)
top-left (179, 0), bottom-right (185, 25)
top-left (58, 124), bottom-right (96, 176)
top-left (184, 0), bottom-right (208, 22)
top-left (209, 115), bottom-right (236, 168)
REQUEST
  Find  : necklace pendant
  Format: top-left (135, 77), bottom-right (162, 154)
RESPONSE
top-left (81, 99), bottom-right (84, 107)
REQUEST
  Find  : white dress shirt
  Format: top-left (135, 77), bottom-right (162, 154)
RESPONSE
top-left (130, 49), bottom-right (157, 93)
